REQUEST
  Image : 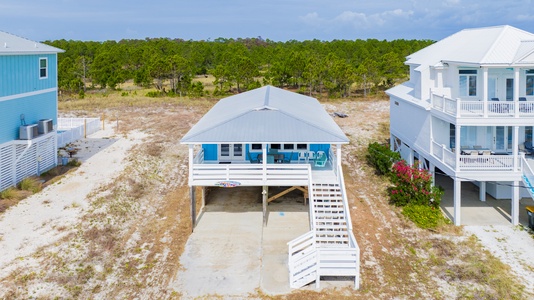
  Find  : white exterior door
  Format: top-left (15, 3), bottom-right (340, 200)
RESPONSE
top-left (219, 144), bottom-right (244, 161)
top-left (493, 126), bottom-right (506, 151)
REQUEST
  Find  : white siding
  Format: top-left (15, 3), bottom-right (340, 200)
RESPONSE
top-left (390, 96), bottom-right (431, 154)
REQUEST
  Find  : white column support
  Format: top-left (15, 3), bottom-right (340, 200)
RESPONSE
top-left (390, 134), bottom-right (394, 152)
top-left (262, 144), bottom-right (267, 182)
top-left (512, 181), bottom-right (520, 225)
top-left (336, 144), bottom-right (342, 168)
top-left (201, 186), bottom-right (206, 209)
top-left (455, 124), bottom-right (461, 171)
top-left (430, 162), bottom-right (436, 184)
top-left (454, 179), bottom-right (462, 226)
top-left (513, 125), bottom-right (519, 170)
top-left (482, 67), bottom-right (488, 118)
top-left (479, 181), bottom-right (486, 202)
top-left (514, 67), bottom-right (520, 117)
top-left (188, 145), bottom-right (194, 184)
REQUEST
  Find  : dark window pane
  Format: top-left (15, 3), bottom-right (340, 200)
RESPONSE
top-left (296, 144), bottom-right (307, 150)
top-left (271, 144), bottom-right (281, 149)
top-left (283, 144), bottom-right (294, 150)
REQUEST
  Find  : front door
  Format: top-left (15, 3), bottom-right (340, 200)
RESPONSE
top-left (219, 144), bottom-right (244, 161)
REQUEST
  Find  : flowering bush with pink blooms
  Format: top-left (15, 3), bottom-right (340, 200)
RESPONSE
top-left (388, 160), bottom-right (443, 208)
top-left (388, 160), bottom-right (446, 228)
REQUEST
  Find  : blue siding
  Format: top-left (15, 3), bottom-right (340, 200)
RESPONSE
top-left (202, 144), bottom-right (218, 161)
top-left (0, 92), bottom-right (57, 143)
top-left (0, 54), bottom-right (58, 97)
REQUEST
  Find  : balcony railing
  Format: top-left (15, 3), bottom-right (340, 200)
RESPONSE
top-left (431, 93), bottom-right (534, 118)
top-left (431, 141), bottom-right (518, 171)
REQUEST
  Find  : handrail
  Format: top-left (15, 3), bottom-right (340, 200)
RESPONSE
top-left (307, 165), bottom-right (316, 229)
top-left (337, 164), bottom-right (353, 232)
top-left (521, 156), bottom-right (534, 196)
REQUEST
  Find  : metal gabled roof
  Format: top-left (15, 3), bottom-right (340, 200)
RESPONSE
top-left (180, 85), bottom-right (349, 144)
top-left (0, 31), bottom-right (63, 55)
top-left (406, 25), bottom-right (534, 67)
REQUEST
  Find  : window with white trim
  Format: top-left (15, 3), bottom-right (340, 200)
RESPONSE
top-left (459, 69), bottom-right (477, 96)
top-left (39, 58), bottom-right (48, 79)
top-left (526, 70), bottom-right (534, 96)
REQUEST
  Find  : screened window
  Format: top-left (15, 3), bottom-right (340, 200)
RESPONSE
top-left (459, 69), bottom-right (477, 96)
top-left (251, 144), bottom-right (262, 151)
top-left (283, 144), bottom-right (294, 150)
top-left (270, 144), bottom-right (281, 150)
top-left (39, 58), bottom-right (48, 79)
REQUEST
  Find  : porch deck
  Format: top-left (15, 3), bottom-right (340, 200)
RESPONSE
top-left (189, 159), bottom-right (336, 187)
top-left (431, 94), bottom-right (534, 119)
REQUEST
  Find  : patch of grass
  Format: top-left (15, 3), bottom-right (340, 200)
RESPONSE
top-left (18, 177), bottom-right (42, 193)
top-left (402, 204), bottom-right (450, 229)
top-left (67, 158), bottom-right (82, 167)
top-left (0, 187), bottom-right (17, 199)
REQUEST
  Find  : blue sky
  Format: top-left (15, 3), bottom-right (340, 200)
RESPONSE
top-left (2, 0), bottom-right (534, 42)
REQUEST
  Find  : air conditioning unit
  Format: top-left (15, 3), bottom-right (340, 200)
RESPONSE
top-left (38, 119), bottom-right (53, 134)
top-left (19, 124), bottom-right (38, 140)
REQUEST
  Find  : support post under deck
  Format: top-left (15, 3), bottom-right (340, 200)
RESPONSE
top-left (190, 186), bottom-right (196, 232)
top-left (262, 186), bottom-right (268, 226)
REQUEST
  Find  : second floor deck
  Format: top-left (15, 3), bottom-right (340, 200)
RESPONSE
top-left (432, 93), bottom-right (534, 120)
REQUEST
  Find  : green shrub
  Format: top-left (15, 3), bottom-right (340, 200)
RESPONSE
top-left (18, 177), bottom-right (42, 193)
top-left (366, 142), bottom-right (400, 176)
top-left (145, 91), bottom-right (161, 98)
top-left (402, 204), bottom-right (449, 229)
top-left (67, 158), bottom-right (82, 167)
top-left (0, 187), bottom-right (17, 199)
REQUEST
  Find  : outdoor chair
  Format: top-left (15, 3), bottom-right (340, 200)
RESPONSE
top-left (247, 152), bottom-right (259, 163)
top-left (283, 152), bottom-right (294, 163)
top-left (314, 152), bottom-right (328, 167)
top-left (525, 141), bottom-right (534, 153)
top-left (267, 155), bottom-right (275, 164)
top-left (520, 144), bottom-right (532, 156)
top-left (298, 151), bottom-right (308, 163)
top-left (307, 151), bottom-right (316, 160)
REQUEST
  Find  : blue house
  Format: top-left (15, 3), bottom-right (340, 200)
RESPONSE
top-left (0, 31), bottom-right (63, 191)
top-left (181, 85), bottom-right (360, 289)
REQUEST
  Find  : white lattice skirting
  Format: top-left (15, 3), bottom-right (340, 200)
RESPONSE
top-left (0, 133), bottom-right (57, 191)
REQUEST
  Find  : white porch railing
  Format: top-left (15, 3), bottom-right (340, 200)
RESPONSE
top-left (190, 163), bottom-right (310, 186)
top-left (431, 140), bottom-right (517, 171)
top-left (431, 93), bottom-right (534, 118)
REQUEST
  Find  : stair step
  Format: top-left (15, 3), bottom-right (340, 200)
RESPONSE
top-left (314, 213), bottom-right (345, 218)
top-left (315, 224), bottom-right (348, 229)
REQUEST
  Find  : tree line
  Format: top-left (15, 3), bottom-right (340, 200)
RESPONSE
top-left (45, 37), bottom-right (433, 98)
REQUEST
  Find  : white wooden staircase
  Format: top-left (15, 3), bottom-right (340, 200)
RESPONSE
top-left (287, 166), bottom-right (360, 289)
top-left (522, 157), bottom-right (534, 199)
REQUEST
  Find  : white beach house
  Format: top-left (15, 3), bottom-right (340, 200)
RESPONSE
top-left (387, 25), bottom-right (534, 226)
top-left (181, 85), bottom-right (359, 289)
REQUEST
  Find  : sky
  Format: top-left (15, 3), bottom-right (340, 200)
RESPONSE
top-left (2, 0), bottom-right (534, 42)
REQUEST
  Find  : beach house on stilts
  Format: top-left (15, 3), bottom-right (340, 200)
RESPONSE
top-left (180, 85), bottom-right (360, 289)
top-left (387, 25), bottom-right (534, 226)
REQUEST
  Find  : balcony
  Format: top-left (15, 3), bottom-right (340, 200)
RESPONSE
top-left (431, 141), bottom-right (522, 172)
top-left (431, 94), bottom-right (534, 118)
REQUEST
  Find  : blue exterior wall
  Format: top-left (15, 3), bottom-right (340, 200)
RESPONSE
top-left (0, 92), bottom-right (57, 143)
top-left (202, 144), bottom-right (218, 161)
top-left (0, 54), bottom-right (58, 97)
top-left (202, 143), bottom-right (331, 162)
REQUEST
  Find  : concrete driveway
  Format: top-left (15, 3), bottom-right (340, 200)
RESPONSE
top-left (171, 186), bottom-right (309, 299)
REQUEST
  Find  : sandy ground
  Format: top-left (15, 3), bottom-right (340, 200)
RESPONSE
top-left (0, 124), bottom-right (145, 280)
top-left (0, 99), bottom-right (533, 299)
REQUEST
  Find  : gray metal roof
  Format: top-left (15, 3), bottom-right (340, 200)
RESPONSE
top-left (0, 31), bottom-right (63, 54)
top-left (407, 25), bottom-right (534, 67)
top-left (180, 85), bottom-right (349, 144)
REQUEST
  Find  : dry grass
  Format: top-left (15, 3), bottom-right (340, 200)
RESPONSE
top-left (0, 91), bottom-right (529, 299)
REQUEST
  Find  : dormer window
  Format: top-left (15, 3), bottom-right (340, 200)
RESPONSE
top-left (459, 69), bottom-right (477, 96)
